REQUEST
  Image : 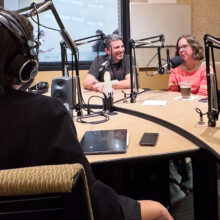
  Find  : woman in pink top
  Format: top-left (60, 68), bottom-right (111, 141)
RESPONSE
top-left (168, 35), bottom-right (208, 96)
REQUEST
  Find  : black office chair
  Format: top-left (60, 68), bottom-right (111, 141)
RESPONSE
top-left (0, 164), bottom-right (94, 220)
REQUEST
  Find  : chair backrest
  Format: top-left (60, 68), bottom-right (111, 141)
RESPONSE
top-left (0, 163), bottom-right (94, 220)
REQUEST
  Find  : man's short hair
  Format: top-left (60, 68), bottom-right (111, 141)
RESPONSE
top-left (104, 34), bottom-right (123, 49)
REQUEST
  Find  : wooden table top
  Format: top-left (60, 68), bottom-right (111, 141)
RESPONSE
top-left (75, 89), bottom-right (212, 163)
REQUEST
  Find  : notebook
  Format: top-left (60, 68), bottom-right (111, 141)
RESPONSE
top-left (80, 129), bottom-right (128, 155)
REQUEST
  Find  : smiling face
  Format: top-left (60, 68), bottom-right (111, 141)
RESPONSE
top-left (177, 38), bottom-right (194, 62)
top-left (105, 39), bottom-right (125, 63)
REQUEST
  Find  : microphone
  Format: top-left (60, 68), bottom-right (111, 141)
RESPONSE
top-left (98, 56), bottom-right (112, 73)
top-left (152, 56), bottom-right (182, 76)
top-left (23, 1), bottom-right (52, 17)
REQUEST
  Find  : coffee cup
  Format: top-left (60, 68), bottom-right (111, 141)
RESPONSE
top-left (179, 81), bottom-right (191, 99)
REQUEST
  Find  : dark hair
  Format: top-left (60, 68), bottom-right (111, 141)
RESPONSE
top-left (104, 34), bottom-right (123, 49)
top-left (96, 29), bottom-right (103, 34)
top-left (0, 9), bottom-right (34, 94)
top-left (175, 35), bottom-right (204, 60)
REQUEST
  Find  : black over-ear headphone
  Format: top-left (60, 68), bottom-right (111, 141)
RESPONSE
top-left (28, 81), bottom-right (49, 94)
top-left (0, 10), bottom-right (39, 83)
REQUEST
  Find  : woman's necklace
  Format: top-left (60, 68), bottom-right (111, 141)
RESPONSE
top-left (182, 61), bottom-right (203, 72)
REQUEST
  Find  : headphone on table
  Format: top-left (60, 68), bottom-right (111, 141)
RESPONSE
top-left (28, 81), bottom-right (49, 94)
top-left (0, 10), bottom-right (39, 83)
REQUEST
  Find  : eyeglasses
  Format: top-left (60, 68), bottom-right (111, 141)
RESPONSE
top-left (178, 44), bottom-right (189, 51)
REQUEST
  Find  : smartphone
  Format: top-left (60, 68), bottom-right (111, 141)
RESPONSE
top-left (139, 133), bottom-right (159, 146)
top-left (198, 97), bottom-right (208, 103)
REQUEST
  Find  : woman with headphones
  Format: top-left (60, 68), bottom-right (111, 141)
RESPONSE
top-left (0, 9), bottom-right (173, 220)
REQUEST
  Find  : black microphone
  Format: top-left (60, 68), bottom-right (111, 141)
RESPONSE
top-left (152, 56), bottom-right (182, 76)
top-left (98, 56), bottom-right (112, 72)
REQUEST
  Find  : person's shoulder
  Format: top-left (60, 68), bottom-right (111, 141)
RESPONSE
top-left (173, 65), bottom-right (183, 72)
top-left (19, 90), bottom-right (64, 109)
top-left (27, 92), bottom-right (72, 121)
top-left (93, 54), bottom-right (107, 61)
top-left (121, 54), bottom-right (130, 65)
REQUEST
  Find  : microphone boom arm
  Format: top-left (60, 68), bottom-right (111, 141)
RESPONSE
top-left (129, 39), bottom-right (137, 103)
top-left (17, 1), bottom-right (50, 15)
top-left (129, 34), bottom-right (165, 103)
top-left (204, 34), bottom-right (220, 127)
top-left (60, 41), bottom-right (68, 77)
top-left (17, 0), bottom-right (84, 116)
top-left (74, 33), bottom-right (105, 46)
top-left (134, 34), bottom-right (165, 48)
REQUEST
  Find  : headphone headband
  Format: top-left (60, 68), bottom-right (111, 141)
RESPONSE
top-left (0, 12), bottom-right (28, 45)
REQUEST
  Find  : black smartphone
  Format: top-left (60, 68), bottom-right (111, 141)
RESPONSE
top-left (139, 133), bottom-right (159, 146)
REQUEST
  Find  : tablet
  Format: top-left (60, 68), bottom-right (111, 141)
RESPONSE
top-left (80, 129), bottom-right (128, 155)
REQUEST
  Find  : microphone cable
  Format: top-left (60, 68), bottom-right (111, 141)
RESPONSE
top-left (195, 107), bottom-right (207, 125)
top-left (145, 49), bottom-right (166, 76)
top-left (31, 3), bottom-right (40, 57)
top-left (30, 14), bottom-right (60, 32)
top-left (76, 95), bottom-right (110, 124)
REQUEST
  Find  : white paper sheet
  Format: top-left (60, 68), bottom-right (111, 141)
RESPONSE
top-left (142, 100), bottom-right (167, 106)
top-left (148, 0), bottom-right (177, 4)
top-left (174, 95), bottom-right (198, 101)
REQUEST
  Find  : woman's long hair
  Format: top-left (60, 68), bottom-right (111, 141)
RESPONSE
top-left (0, 9), bottom-right (34, 94)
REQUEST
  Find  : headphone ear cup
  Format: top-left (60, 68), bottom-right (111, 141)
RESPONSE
top-left (7, 53), bottom-right (38, 83)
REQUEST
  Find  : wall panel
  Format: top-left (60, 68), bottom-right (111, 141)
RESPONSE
top-left (192, 0), bottom-right (220, 61)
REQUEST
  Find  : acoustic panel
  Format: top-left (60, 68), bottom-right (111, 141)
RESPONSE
top-left (130, 3), bottom-right (191, 67)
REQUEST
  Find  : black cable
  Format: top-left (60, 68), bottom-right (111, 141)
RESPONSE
top-left (145, 50), bottom-right (159, 76)
top-left (30, 16), bottom-right (60, 32)
top-left (76, 95), bottom-right (109, 124)
top-left (145, 47), bottom-right (168, 77)
top-left (87, 95), bottom-right (103, 114)
top-left (195, 108), bottom-right (207, 124)
top-left (76, 112), bottom-right (109, 124)
top-left (32, 3), bottom-right (40, 57)
top-left (195, 108), bottom-right (207, 116)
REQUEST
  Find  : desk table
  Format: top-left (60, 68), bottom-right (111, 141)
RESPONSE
top-left (76, 89), bottom-right (220, 220)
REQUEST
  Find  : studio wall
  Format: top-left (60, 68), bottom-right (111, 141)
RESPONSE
top-left (130, 0), bottom-right (220, 62)
top-left (35, 0), bottom-right (220, 90)
top-left (192, 0), bottom-right (220, 61)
